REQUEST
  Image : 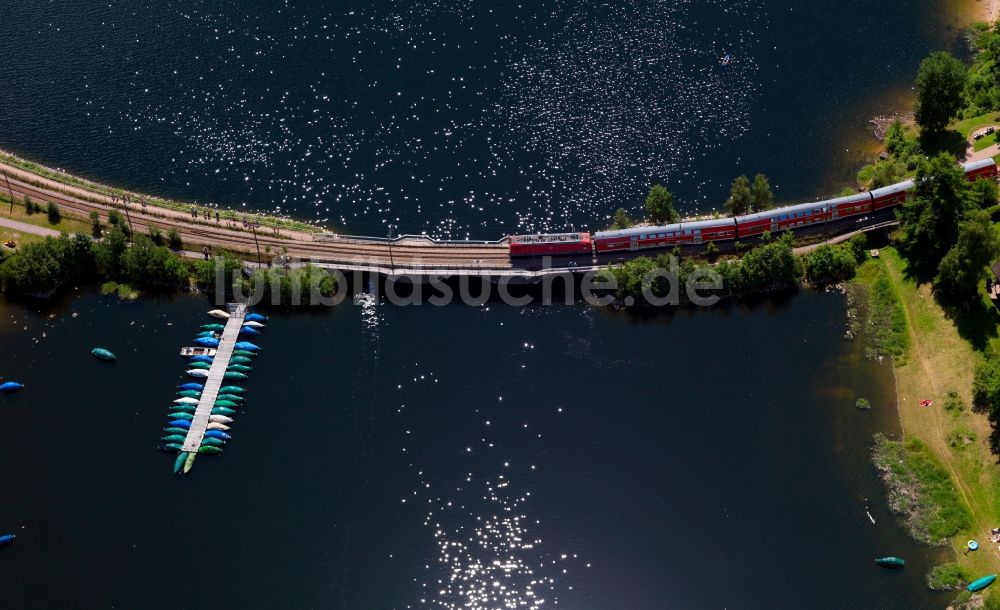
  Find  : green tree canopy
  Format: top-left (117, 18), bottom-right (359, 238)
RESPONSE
top-left (611, 207), bottom-right (632, 230)
top-left (725, 175), bottom-right (752, 217)
top-left (934, 209), bottom-right (1000, 303)
top-left (644, 184), bottom-right (679, 225)
top-left (914, 51), bottom-right (968, 133)
top-left (896, 153), bottom-right (971, 277)
top-left (94, 226), bottom-right (128, 278)
top-left (749, 174), bottom-right (774, 212)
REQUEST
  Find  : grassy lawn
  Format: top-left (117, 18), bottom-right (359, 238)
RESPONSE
top-left (975, 131), bottom-right (999, 152)
top-left (0, 195), bottom-right (90, 235)
top-left (953, 112), bottom-right (1000, 139)
top-left (879, 247), bottom-right (1000, 577)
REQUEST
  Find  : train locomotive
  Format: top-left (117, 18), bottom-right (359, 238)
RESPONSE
top-left (509, 159), bottom-right (998, 257)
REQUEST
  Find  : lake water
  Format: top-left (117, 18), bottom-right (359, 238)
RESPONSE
top-left (0, 0), bottom-right (980, 237)
top-left (0, 1), bottom-right (977, 607)
top-left (0, 290), bottom-right (952, 608)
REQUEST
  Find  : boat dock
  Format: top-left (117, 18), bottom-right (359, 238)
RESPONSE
top-left (181, 303), bottom-right (246, 452)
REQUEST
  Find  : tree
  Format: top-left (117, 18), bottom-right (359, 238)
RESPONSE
top-left (93, 226), bottom-right (128, 278)
top-left (749, 174), bottom-right (774, 212)
top-left (870, 160), bottom-right (905, 190)
top-left (644, 184), bottom-right (678, 225)
top-left (611, 208), bottom-right (632, 230)
top-left (884, 121), bottom-right (907, 155)
top-left (167, 229), bottom-right (183, 251)
top-left (896, 153), bottom-right (971, 277)
top-left (969, 178), bottom-right (999, 209)
top-left (148, 226), bottom-right (164, 246)
top-left (46, 201), bottom-right (60, 225)
top-left (24, 194), bottom-right (34, 215)
top-left (725, 175), bottom-right (752, 216)
top-left (914, 51), bottom-right (968, 133)
top-left (934, 210), bottom-right (1000, 302)
top-left (90, 211), bottom-right (103, 238)
top-left (973, 355), bottom-right (1000, 419)
top-left (803, 244), bottom-right (858, 285)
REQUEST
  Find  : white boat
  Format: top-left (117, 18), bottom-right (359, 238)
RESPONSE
top-left (186, 369), bottom-right (210, 378)
top-left (207, 422), bottom-right (231, 431)
top-left (173, 397), bottom-right (199, 405)
top-left (209, 414), bottom-right (234, 424)
top-left (207, 310), bottom-right (230, 319)
top-left (243, 321), bottom-right (266, 329)
top-left (180, 347), bottom-right (217, 357)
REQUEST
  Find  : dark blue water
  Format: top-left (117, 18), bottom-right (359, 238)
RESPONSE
top-left (0, 0), bottom-right (974, 237)
top-left (0, 291), bottom-right (950, 608)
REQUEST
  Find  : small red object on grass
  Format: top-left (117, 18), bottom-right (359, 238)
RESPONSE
top-left (920, 399), bottom-right (933, 407)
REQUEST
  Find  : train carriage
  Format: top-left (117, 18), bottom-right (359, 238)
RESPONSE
top-left (963, 158), bottom-right (998, 181)
top-left (509, 232), bottom-right (593, 257)
top-left (735, 200), bottom-right (834, 239)
top-left (870, 180), bottom-right (912, 211)
top-left (593, 224), bottom-right (682, 253)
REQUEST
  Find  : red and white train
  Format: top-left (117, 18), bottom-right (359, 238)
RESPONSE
top-left (509, 159), bottom-right (998, 257)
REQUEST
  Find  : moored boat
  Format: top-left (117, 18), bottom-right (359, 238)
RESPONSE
top-left (200, 437), bottom-right (225, 447)
top-left (186, 369), bottom-right (210, 378)
top-left (207, 309), bottom-right (230, 319)
top-left (201, 324), bottom-right (225, 332)
top-left (227, 364), bottom-right (252, 373)
top-left (230, 356), bottom-right (253, 365)
top-left (204, 430), bottom-right (231, 440)
top-left (875, 557), bottom-right (905, 568)
top-left (91, 347), bottom-right (117, 362)
top-left (223, 371), bottom-right (247, 380)
top-left (173, 452), bottom-right (188, 475)
top-left (0, 534), bottom-right (15, 548)
top-left (234, 341), bottom-right (260, 352)
top-left (969, 575), bottom-right (997, 592)
top-left (176, 390), bottom-right (202, 399)
top-left (180, 347), bottom-right (216, 357)
top-left (169, 407), bottom-right (197, 415)
top-left (167, 419), bottom-right (192, 428)
top-left (183, 452), bottom-right (197, 473)
top-left (194, 337), bottom-right (220, 348)
top-left (163, 427), bottom-right (189, 435)
top-left (0, 382), bottom-right (24, 393)
top-left (188, 362), bottom-right (212, 370)
top-left (232, 351), bottom-right (256, 359)
top-left (168, 413), bottom-right (194, 421)
top-left (161, 443), bottom-right (183, 452)
top-left (209, 414), bottom-right (234, 424)
top-left (243, 321), bottom-right (265, 329)
top-left (195, 331), bottom-right (217, 338)
top-left (189, 355), bottom-right (214, 364)
top-left (198, 445), bottom-right (224, 455)
top-left (219, 385), bottom-right (246, 394)
top-left (206, 422), bottom-right (230, 431)
top-left (212, 407), bottom-right (237, 416)
top-left (214, 400), bottom-right (239, 409)
top-left (173, 397), bottom-right (199, 405)
top-left (216, 394), bottom-right (243, 403)
top-left (245, 313), bottom-right (267, 323)
top-left (178, 382), bottom-right (204, 391)
top-left (161, 434), bottom-right (187, 444)
top-left (239, 326), bottom-right (261, 337)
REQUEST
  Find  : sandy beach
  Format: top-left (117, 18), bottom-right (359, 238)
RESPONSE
top-left (983, 0), bottom-right (1000, 21)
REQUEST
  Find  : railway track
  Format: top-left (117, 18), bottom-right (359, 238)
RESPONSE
top-left (0, 171), bottom-right (511, 268)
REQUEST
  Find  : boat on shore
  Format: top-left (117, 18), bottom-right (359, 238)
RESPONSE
top-left (969, 574), bottom-right (997, 592)
top-left (875, 557), bottom-right (905, 568)
top-left (91, 347), bottom-right (117, 362)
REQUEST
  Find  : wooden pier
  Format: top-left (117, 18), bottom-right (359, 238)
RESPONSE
top-left (181, 303), bottom-right (246, 452)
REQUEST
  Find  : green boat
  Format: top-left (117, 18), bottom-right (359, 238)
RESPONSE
top-left (200, 437), bottom-right (225, 448)
top-left (969, 575), bottom-right (997, 592)
top-left (169, 406), bottom-right (197, 414)
top-left (212, 407), bottom-right (237, 416)
top-left (161, 434), bottom-right (187, 444)
top-left (230, 356), bottom-right (253, 365)
top-left (162, 443), bottom-right (183, 452)
top-left (198, 445), bottom-right (224, 455)
top-left (227, 364), bottom-right (252, 373)
top-left (214, 400), bottom-right (238, 409)
top-left (91, 347), bottom-right (117, 362)
top-left (232, 351), bottom-right (256, 358)
top-left (875, 557), bottom-right (905, 568)
top-left (219, 386), bottom-right (246, 394)
top-left (224, 371), bottom-right (248, 381)
top-left (188, 362), bottom-right (212, 370)
top-left (183, 452), bottom-right (197, 473)
top-left (167, 413), bottom-right (194, 421)
top-left (176, 390), bottom-right (202, 399)
top-left (217, 394), bottom-right (244, 403)
top-left (201, 324), bottom-right (225, 332)
top-left (163, 427), bottom-right (189, 435)
top-left (173, 452), bottom-right (188, 474)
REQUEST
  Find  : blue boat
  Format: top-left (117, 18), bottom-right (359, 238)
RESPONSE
top-left (239, 326), bottom-right (261, 337)
top-left (0, 534), bottom-right (15, 548)
top-left (178, 383), bottom-right (203, 391)
top-left (969, 575), bottom-right (997, 592)
top-left (195, 331), bottom-right (216, 338)
top-left (189, 355), bottom-right (214, 364)
top-left (234, 341), bottom-right (260, 352)
top-left (0, 382), bottom-right (24, 393)
top-left (245, 313), bottom-right (268, 323)
top-left (167, 419), bottom-right (192, 428)
top-left (194, 337), bottom-right (220, 348)
top-left (204, 430), bottom-right (231, 440)
top-left (173, 453), bottom-right (188, 475)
